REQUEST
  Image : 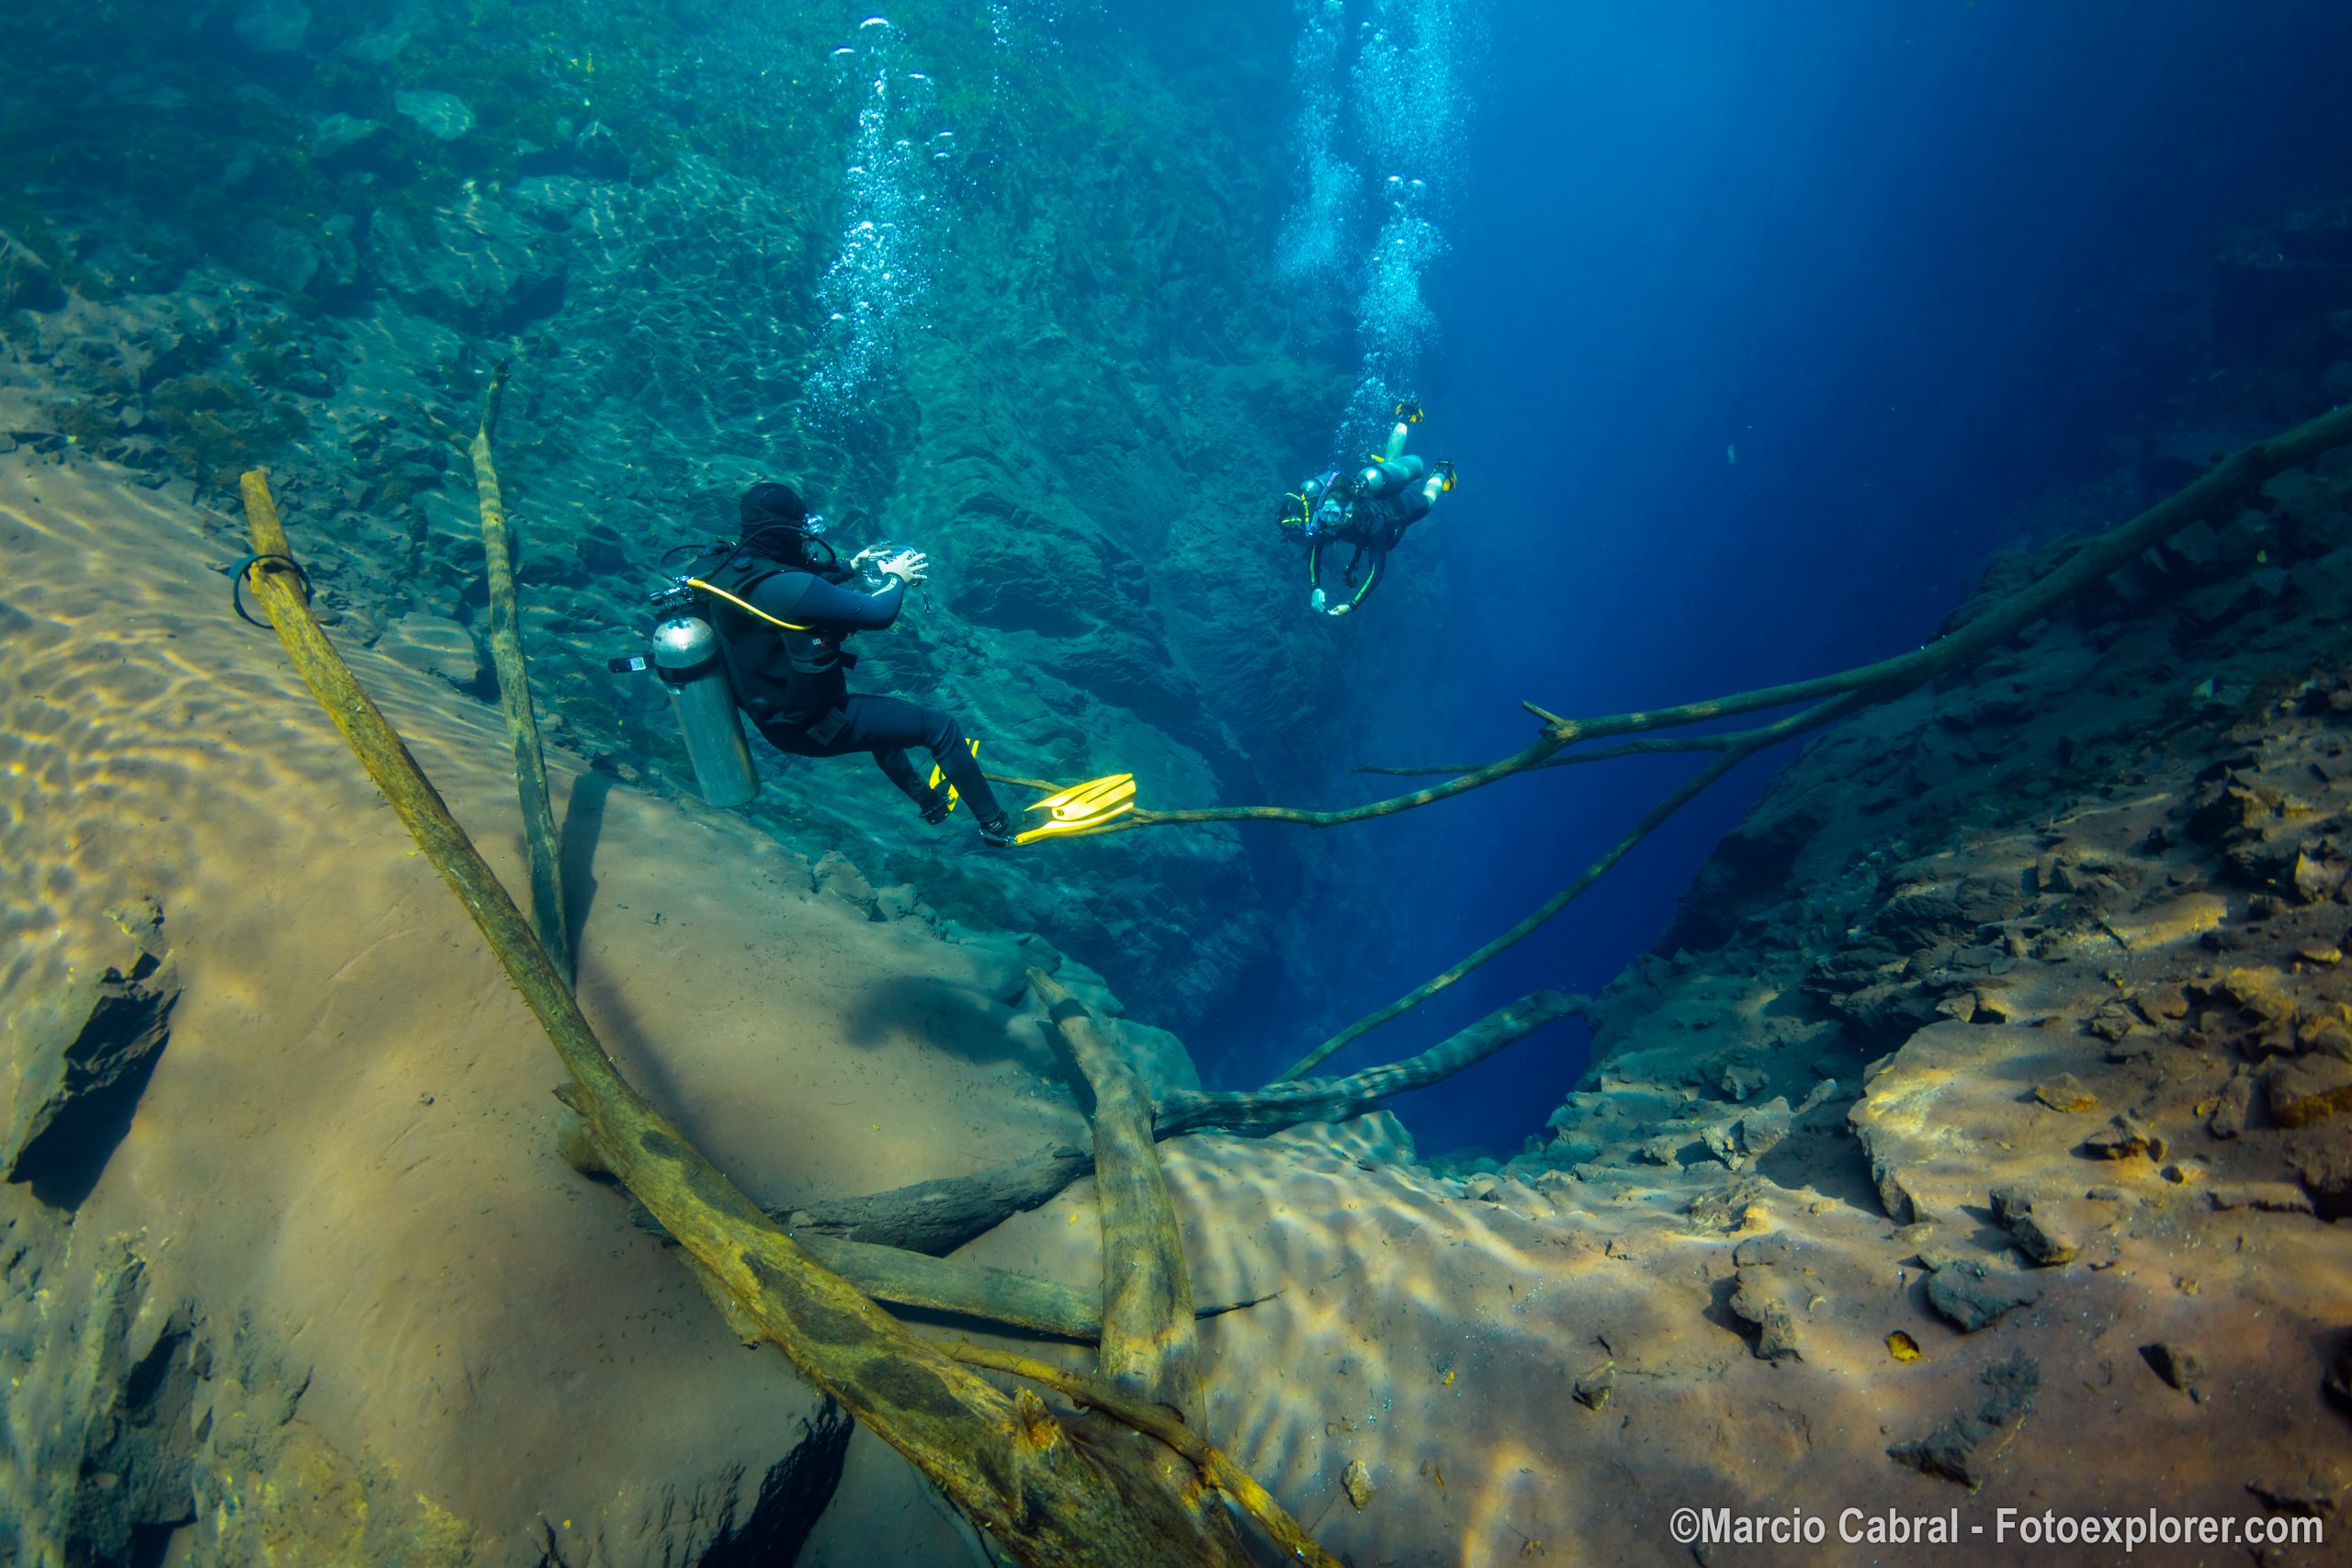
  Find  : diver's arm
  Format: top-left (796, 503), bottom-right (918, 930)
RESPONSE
top-left (763, 571), bottom-right (906, 631)
top-left (1343, 547), bottom-right (1386, 611)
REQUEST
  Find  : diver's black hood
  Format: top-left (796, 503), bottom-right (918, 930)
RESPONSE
top-left (740, 480), bottom-right (807, 527)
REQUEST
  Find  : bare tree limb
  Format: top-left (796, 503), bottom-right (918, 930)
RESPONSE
top-left (469, 361), bottom-right (571, 980)
top-left (236, 471), bottom-right (1265, 1567)
top-left (1030, 971), bottom-right (1204, 1421)
top-left (1021, 401), bottom-right (2352, 843)
top-left (778, 991), bottom-right (1582, 1256)
top-left (944, 1342), bottom-right (1344, 1568)
top-left (1283, 695), bottom-right (1868, 1078)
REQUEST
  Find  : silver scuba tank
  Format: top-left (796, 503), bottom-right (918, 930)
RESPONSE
top-left (650, 613), bottom-right (760, 807)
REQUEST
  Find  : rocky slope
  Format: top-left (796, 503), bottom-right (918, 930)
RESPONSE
top-left (0, 454), bottom-right (1210, 1566)
top-left (22, 413), bottom-right (2346, 1565)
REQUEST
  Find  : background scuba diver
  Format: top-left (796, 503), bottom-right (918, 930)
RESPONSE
top-left (695, 481), bottom-right (1016, 845)
top-left (1288, 409), bottom-right (1454, 616)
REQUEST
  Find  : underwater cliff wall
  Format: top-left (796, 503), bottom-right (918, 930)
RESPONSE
top-left (0, 0), bottom-right (1436, 1042)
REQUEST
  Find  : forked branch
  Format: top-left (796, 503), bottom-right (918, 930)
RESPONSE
top-left (1016, 400), bottom-right (2352, 845)
top-left (235, 471), bottom-right (1278, 1568)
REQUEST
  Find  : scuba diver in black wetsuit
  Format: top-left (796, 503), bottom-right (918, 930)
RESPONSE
top-left (1284, 408), bottom-right (1454, 617)
top-left (690, 481), bottom-right (1016, 845)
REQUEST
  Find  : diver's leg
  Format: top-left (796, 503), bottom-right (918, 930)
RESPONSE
top-left (912, 705), bottom-right (1009, 829)
top-left (871, 746), bottom-right (932, 806)
top-left (794, 695), bottom-right (943, 809)
top-left (1385, 422), bottom-right (1410, 462)
top-left (802, 694), bottom-right (1008, 832)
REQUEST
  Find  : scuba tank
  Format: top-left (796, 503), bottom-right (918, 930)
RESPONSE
top-left (649, 611), bottom-right (760, 807)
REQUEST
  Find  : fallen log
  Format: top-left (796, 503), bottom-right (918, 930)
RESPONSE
top-left (468, 362), bottom-right (569, 980)
top-left (769, 990), bottom-right (1584, 1257)
top-left (1032, 969), bottom-right (1202, 1416)
top-left (235, 470), bottom-right (1272, 1567)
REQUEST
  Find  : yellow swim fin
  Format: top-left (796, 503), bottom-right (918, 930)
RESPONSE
top-left (1014, 773), bottom-right (1136, 844)
top-left (926, 737), bottom-right (980, 812)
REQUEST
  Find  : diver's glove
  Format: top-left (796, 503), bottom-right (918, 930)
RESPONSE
top-left (1328, 603), bottom-right (1352, 618)
top-left (1310, 588), bottom-right (1328, 613)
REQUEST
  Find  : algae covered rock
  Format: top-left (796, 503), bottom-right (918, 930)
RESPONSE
top-left (368, 195), bottom-right (566, 331)
top-left (1, 235), bottom-right (66, 313)
top-left (393, 89), bottom-right (477, 142)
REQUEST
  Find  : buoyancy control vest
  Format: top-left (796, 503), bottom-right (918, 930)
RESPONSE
top-left (684, 552), bottom-right (856, 732)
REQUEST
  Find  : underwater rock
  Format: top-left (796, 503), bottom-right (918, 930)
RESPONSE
top-left (1701, 1096), bottom-right (1792, 1168)
top-left (2138, 1341), bottom-right (2203, 1394)
top-left (810, 851), bottom-right (883, 919)
top-left (572, 119), bottom-right (632, 182)
top-left (1, 236), bottom-right (66, 313)
top-left (368, 197), bottom-right (567, 331)
top-left (337, 23), bottom-right (410, 63)
top-left (1925, 1260), bottom-right (2043, 1333)
top-left (1989, 1188), bottom-right (2078, 1267)
top-left (2080, 1112), bottom-right (2166, 1162)
top-left (2245, 1471), bottom-right (2346, 1522)
top-left (310, 113), bottom-right (387, 162)
top-left (2262, 1054), bottom-right (2352, 1127)
top-left (2031, 1073), bottom-right (2098, 1113)
top-left (243, 220), bottom-right (326, 298)
top-left (0, 1235), bottom-right (200, 1566)
top-left (1654, 802), bottom-right (1825, 953)
top-left (1727, 1268), bottom-right (1802, 1362)
top-left (2327, 1340), bottom-right (2352, 1414)
top-left (2, 898), bottom-right (178, 1202)
top-left (1887, 1353), bottom-right (2040, 1488)
top-left (394, 90), bottom-right (477, 142)
top-left (232, 0), bottom-right (310, 53)
top-left (2205, 1180), bottom-right (2314, 1215)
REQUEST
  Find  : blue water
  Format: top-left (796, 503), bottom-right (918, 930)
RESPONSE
top-left (1284, 0), bottom-right (2352, 1154)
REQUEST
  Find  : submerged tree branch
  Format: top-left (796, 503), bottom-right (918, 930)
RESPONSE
top-left (1032, 970), bottom-right (1206, 1427)
top-left (944, 1342), bottom-right (1344, 1568)
top-left (1023, 401), bottom-right (2352, 844)
top-left (778, 991), bottom-right (1583, 1258)
top-left (1355, 730), bottom-right (1755, 776)
top-left (1282, 694), bottom-right (1870, 1079)
top-left (236, 471), bottom-right (1269, 1568)
top-left (470, 361), bottom-right (571, 980)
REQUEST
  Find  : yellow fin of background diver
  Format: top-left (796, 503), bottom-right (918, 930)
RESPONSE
top-left (927, 737), bottom-right (981, 811)
top-left (1014, 773), bottom-right (1136, 844)
top-left (1393, 400), bottom-right (1424, 423)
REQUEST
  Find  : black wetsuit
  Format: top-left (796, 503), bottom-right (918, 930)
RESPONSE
top-left (702, 558), bottom-right (1005, 824)
top-left (1308, 479), bottom-right (1433, 611)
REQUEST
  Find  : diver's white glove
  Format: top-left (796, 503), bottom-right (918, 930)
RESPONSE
top-left (1329, 603), bottom-right (1352, 618)
top-left (878, 549), bottom-right (930, 585)
top-left (1310, 588), bottom-right (1327, 613)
